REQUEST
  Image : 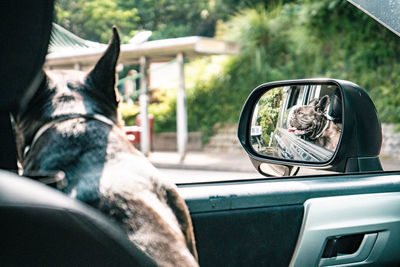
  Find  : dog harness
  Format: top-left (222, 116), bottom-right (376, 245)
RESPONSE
top-left (307, 106), bottom-right (336, 141)
top-left (23, 113), bottom-right (115, 160)
top-left (308, 118), bottom-right (330, 140)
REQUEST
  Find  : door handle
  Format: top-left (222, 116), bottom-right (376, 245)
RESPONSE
top-left (320, 233), bottom-right (378, 266)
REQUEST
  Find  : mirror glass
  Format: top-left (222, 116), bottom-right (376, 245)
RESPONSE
top-left (250, 83), bottom-right (342, 162)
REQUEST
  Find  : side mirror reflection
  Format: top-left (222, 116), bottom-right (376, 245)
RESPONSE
top-left (250, 84), bottom-right (342, 162)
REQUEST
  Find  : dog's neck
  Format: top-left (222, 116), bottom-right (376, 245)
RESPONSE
top-left (309, 117), bottom-right (330, 140)
top-left (22, 113), bottom-right (115, 162)
top-left (316, 121), bottom-right (341, 151)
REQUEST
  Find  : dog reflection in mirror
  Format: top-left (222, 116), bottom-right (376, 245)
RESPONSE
top-left (13, 27), bottom-right (198, 266)
top-left (287, 95), bottom-right (341, 151)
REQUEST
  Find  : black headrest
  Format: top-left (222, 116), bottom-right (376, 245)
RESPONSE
top-left (0, 171), bottom-right (157, 266)
top-left (328, 94), bottom-right (342, 122)
top-left (0, 2), bottom-right (53, 111)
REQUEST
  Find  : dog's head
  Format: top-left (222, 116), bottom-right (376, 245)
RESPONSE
top-left (13, 27), bottom-right (121, 162)
top-left (287, 95), bottom-right (330, 138)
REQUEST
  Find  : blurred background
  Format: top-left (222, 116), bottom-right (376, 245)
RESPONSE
top-left (50, 0), bottom-right (400, 181)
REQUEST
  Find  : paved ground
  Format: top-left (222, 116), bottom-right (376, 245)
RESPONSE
top-left (148, 150), bottom-right (400, 181)
top-left (148, 150), bottom-right (256, 173)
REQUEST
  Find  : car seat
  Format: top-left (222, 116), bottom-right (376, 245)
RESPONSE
top-left (0, 171), bottom-right (157, 266)
top-left (327, 92), bottom-right (342, 123)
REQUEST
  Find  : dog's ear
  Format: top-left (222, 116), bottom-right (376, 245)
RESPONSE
top-left (86, 26), bottom-right (120, 105)
top-left (309, 98), bottom-right (319, 107)
top-left (316, 95), bottom-right (330, 112)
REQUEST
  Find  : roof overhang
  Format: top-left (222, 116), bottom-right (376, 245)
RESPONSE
top-left (45, 36), bottom-right (240, 69)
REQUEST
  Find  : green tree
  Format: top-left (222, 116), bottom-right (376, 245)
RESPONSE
top-left (113, 0), bottom-right (214, 38)
top-left (257, 87), bottom-right (283, 145)
top-left (55, 0), bottom-right (139, 43)
top-left (54, 0), bottom-right (276, 42)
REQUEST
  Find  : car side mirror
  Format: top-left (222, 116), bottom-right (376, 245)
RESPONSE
top-left (238, 79), bottom-right (383, 177)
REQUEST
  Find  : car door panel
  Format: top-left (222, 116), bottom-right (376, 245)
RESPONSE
top-left (192, 205), bottom-right (303, 267)
top-left (292, 192), bottom-right (400, 266)
top-left (179, 173), bottom-right (400, 266)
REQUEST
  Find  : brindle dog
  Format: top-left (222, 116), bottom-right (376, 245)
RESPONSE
top-left (13, 27), bottom-right (198, 267)
top-left (288, 95), bottom-right (341, 151)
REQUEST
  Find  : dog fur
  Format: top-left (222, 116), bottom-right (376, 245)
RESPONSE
top-left (288, 95), bottom-right (341, 151)
top-left (13, 27), bottom-right (198, 267)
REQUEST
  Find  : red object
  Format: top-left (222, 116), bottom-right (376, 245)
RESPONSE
top-left (124, 126), bottom-right (141, 144)
top-left (124, 114), bottom-right (153, 145)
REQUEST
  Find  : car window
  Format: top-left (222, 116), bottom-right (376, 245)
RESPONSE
top-left (50, 1), bottom-right (400, 183)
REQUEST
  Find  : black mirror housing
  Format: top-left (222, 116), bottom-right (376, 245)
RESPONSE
top-left (238, 78), bottom-right (383, 176)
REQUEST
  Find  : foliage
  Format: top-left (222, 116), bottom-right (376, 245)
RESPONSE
top-left (55, 0), bottom-right (285, 41)
top-left (119, 89), bottom-right (177, 133)
top-left (119, 103), bottom-right (139, 126)
top-left (148, 89), bottom-right (177, 133)
top-left (55, 0), bottom-right (139, 43)
top-left (257, 88), bottom-right (283, 145)
top-left (55, 0), bottom-right (217, 41)
top-left (126, 0), bottom-right (212, 39)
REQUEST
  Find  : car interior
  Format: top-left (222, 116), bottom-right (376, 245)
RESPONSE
top-left (2, 1), bottom-right (400, 267)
